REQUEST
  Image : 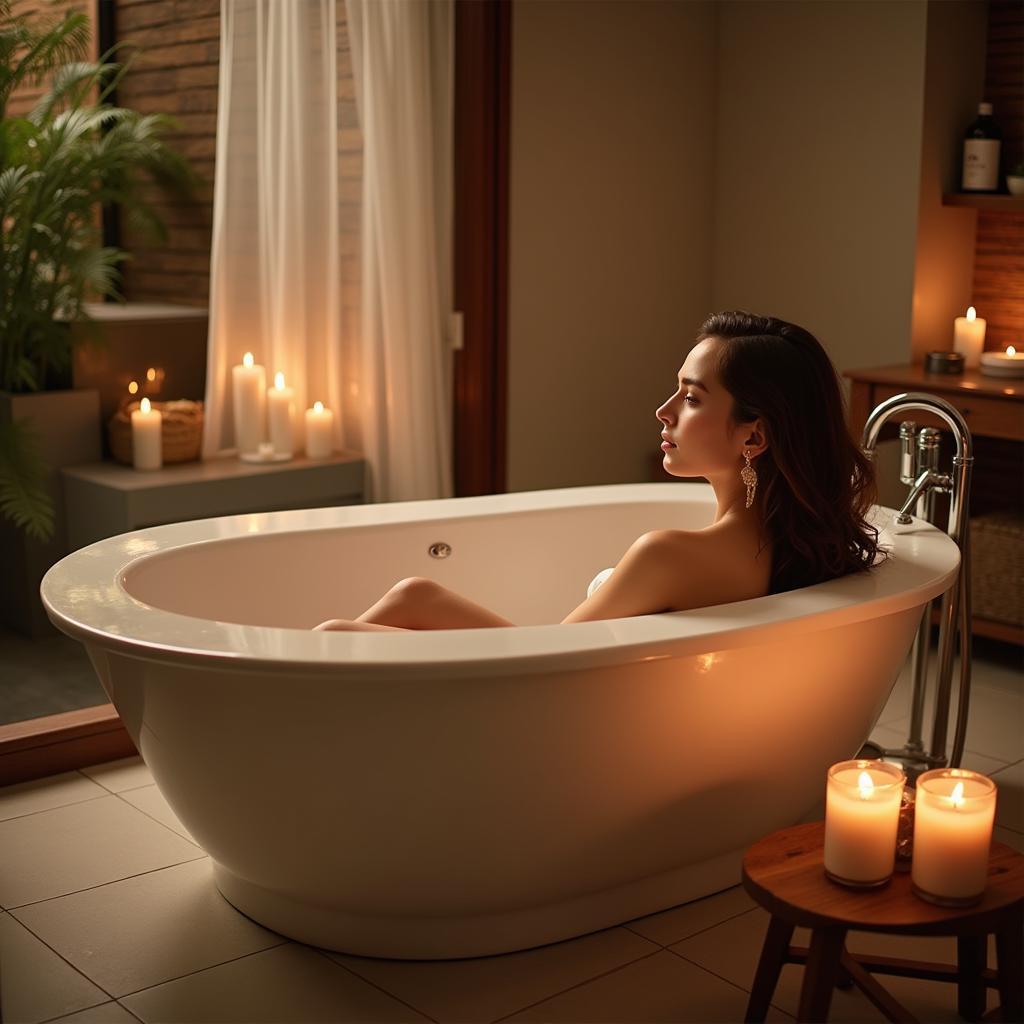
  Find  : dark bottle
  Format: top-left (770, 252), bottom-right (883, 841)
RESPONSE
top-left (961, 102), bottom-right (1002, 192)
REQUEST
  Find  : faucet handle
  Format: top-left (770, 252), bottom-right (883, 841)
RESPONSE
top-left (899, 420), bottom-right (918, 484)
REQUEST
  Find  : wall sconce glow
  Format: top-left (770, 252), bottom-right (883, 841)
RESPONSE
top-left (128, 380), bottom-right (139, 395)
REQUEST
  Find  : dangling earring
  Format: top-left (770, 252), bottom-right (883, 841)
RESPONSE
top-left (741, 449), bottom-right (758, 509)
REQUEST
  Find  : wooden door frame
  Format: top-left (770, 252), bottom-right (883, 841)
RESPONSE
top-left (453, 0), bottom-right (511, 496)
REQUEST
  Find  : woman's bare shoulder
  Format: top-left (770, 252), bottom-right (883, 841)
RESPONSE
top-left (648, 525), bottom-right (771, 610)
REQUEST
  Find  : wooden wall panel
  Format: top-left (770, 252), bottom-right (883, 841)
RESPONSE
top-left (974, 0), bottom-right (1024, 352)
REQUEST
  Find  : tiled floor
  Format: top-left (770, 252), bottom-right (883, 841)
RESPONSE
top-left (0, 642), bottom-right (1021, 1023)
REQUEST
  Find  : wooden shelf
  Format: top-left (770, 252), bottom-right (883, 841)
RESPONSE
top-left (941, 192), bottom-right (1024, 212)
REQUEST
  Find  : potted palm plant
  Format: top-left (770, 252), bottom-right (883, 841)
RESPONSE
top-left (0, 0), bottom-right (195, 545)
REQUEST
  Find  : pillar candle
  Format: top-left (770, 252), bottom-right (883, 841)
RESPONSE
top-left (305, 401), bottom-right (334, 459)
top-left (824, 759), bottom-right (905, 887)
top-left (953, 307), bottom-right (986, 368)
top-left (911, 768), bottom-right (996, 906)
top-left (232, 352), bottom-right (266, 455)
top-left (267, 372), bottom-right (296, 456)
top-left (131, 397), bottom-right (163, 471)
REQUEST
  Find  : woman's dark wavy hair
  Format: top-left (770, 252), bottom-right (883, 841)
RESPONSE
top-left (696, 311), bottom-right (884, 594)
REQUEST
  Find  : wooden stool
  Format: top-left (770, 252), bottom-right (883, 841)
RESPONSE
top-left (741, 822), bottom-right (1024, 1023)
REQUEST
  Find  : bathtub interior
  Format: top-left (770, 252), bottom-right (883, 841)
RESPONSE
top-left (119, 498), bottom-right (720, 628)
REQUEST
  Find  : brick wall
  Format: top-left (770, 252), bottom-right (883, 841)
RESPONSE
top-left (31, 0), bottom-right (364, 320)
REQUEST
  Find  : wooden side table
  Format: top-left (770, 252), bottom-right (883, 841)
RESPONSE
top-left (742, 822), bottom-right (1024, 1023)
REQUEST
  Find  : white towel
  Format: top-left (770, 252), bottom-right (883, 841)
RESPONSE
top-left (587, 567), bottom-right (615, 598)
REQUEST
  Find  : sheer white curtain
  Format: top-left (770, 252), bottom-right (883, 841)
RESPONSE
top-left (204, 0), bottom-right (345, 463)
top-left (346, 0), bottom-right (454, 501)
top-left (205, 0), bottom-right (455, 504)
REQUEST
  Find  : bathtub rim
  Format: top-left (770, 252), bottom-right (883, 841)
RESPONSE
top-left (40, 482), bottom-right (960, 680)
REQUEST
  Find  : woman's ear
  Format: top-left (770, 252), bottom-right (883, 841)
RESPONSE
top-left (743, 420), bottom-right (768, 458)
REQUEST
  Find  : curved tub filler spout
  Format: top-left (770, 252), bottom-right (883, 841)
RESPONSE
top-left (860, 391), bottom-right (974, 778)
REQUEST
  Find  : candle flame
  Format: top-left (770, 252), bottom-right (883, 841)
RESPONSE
top-left (858, 771), bottom-right (874, 799)
top-left (243, 352), bottom-right (254, 368)
top-left (140, 397), bottom-right (151, 413)
top-left (313, 401), bottom-right (324, 413)
top-left (146, 367), bottom-right (156, 382)
top-left (1008, 346), bottom-right (1017, 357)
top-left (128, 381), bottom-right (138, 395)
top-left (966, 307), bottom-right (976, 321)
top-left (950, 781), bottom-right (965, 808)
top-left (275, 372), bottom-right (285, 389)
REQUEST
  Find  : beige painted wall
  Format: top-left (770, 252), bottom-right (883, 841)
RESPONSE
top-left (910, 0), bottom-right (988, 361)
top-left (507, 0), bottom-right (987, 499)
top-left (507, 0), bottom-right (717, 492)
top-left (710, 1), bottom-right (927, 376)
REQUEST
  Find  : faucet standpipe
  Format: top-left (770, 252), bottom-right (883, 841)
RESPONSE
top-left (860, 393), bottom-right (974, 780)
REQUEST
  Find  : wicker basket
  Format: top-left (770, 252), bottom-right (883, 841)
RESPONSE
top-left (970, 511), bottom-right (1024, 627)
top-left (108, 399), bottom-right (204, 466)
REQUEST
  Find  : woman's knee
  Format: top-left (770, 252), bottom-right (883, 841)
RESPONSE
top-left (390, 577), bottom-right (443, 602)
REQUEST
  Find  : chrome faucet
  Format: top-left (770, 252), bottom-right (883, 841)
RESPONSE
top-left (860, 393), bottom-right (974, 780)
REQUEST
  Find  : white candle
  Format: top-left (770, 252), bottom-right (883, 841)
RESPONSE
top-left (911, 768), bottom-right (996, 906)
top-left (232, 352), bottom-right (266, 455)
top-left (305, 401), bottom-right (334, 459)
top-left (953, 307), bottom-right (986, 368)
top-left (267, 372), bottom-right (296, 456)
top-left (824, 759), bottom-right (905, 887)
top-left (979, 345), bottom-right (1024, 379)
top-left (130, 397), bottom-right (163, 471)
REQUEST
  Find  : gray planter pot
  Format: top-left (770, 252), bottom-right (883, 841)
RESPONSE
top-left (0, 388), bottom-right (101, 637)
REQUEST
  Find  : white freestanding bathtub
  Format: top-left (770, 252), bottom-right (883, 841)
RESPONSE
top-left (41, 482), bottom-right (958, 959)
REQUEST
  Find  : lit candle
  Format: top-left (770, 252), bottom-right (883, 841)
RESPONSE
top-left (953, 307), bottom-right (986, 368)
top-left (232, 352), bottom-right (266, 455)
top-left (305, 401), bottom-right (334, 459)
top-left (267, 372), bottom-right (296, 456)
top-left (911, 768), bottom-right (996, 906)
top-left (824, 759), bottom-right (905, 887)
top-left (130, 397), bottom-right (163, 471)
top-left (979, 345), bottom-right (1024, 379)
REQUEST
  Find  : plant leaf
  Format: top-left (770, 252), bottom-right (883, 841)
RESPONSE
top-left (0, 418), bottom-right (55, 542)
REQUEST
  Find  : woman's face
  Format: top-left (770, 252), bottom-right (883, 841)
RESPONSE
top-left (655, 337), bottom-right (747, 479)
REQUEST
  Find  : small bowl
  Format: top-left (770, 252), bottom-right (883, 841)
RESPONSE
top-left (924, 351), bottom-right (964, 375)
top-left (1007, 175), bottom-right (1024, 197)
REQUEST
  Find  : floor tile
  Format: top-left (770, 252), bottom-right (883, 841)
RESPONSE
top-left (0, 795), bottom-right (205, 908)
top-left (503, 948), bottom-right (791, 1022)
top-left (0, 771), bottom-right (108, 822)
top-left (47, 1003), bottom-right (141, 1024)
top-left (328, 924), bottom-right (658, 1023)
top-left (81, 756), bottom-right (154, 793)
top-left (670, 907), bottom-right (992, 1023)
top-left (874, 640), bottom-right (1023, 765)
top-left (995, 823), bottom-right (1024, 853)
top-left (12, 858), bottom-right (285, 997)
top-left (991, 758), bottom-right (1024, 833)
top-left (0, 912), bottom-right (108, 1024)
top-left (120, 943), bottom-right (430, 1023)
top-left (623, 884), bottom-right (755, 947)
top-left (118, 785), bottom-right (200, 845)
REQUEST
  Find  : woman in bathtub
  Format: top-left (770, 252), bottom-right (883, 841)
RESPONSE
top-left (313, 310), bottom-right (882, 632)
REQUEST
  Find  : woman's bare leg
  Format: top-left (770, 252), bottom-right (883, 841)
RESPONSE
top-left (355, 577), bottom-right (515, 630)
